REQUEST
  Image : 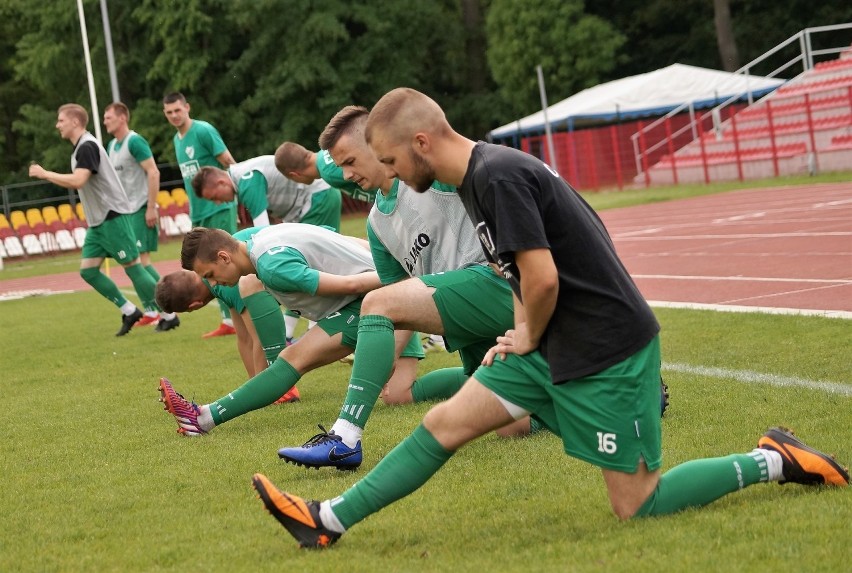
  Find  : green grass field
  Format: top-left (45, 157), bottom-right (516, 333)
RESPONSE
top-left (1, 175), bottom-right (850, 572)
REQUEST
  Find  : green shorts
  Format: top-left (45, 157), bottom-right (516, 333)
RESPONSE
top-left (420, 265), bottom-right (514, 375)
top-left (129, 205), bottom-right (159, 253)
top-left (315, 299), bottom-right (424, 359)
top-left (195, 204), bottom-right (237, 234)
top-left (80, 215), bottom-right (140, 264)
top-left (473, 336), bottom-right (663, 473)
top-left (301, 187), bottom-right (342, 232)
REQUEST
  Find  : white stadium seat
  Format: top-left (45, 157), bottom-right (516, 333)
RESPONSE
top-left (174, 213), bottom-right (192, 234)
top-left (73, 227), bottom-right (87, 248)
top-left (54, 229), bottom-right (77, 251)
top-left (21, 234), bottom-right (44, 255)
top-left (3, 236), bottom-right (24, 257)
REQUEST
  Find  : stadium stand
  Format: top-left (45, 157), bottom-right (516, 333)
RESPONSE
top-left (638, 41), bottom-right (852, 185)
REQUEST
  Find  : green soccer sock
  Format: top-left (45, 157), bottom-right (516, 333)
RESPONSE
top-left (411, 367), bottom-right (467, 402)
top-left (338, 315), bottom-right (395, 429)
top-left (243, 291), bottom-right (287, 365)
top-left (635, 451), bottom-right (768, 517)
top-left (329, 424), bottom-right (453, 530)
top-left (125, 263), bottom-right (160, 312)
top-left (144, 264), bottom-right (161, 282)
top-left (209, 357), bottom-right (301, 425)
top-left (80, 266), bottom-right (127, 307)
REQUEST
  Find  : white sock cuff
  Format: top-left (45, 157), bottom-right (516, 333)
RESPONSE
top-left (320, 499), bottom-right (346, 534)
top-left (331, 419), bottom-right (363, 448)
top-left (752, 448), bottom-right (783, 482)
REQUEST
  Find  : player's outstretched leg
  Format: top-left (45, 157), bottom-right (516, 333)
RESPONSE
top-left (278, 425), bottom-right (362, 471)
top-left (158, 377), bottom-right (208, 437)
top-left (252, 473), bottom-right (341, 549)
top-left (758, 427), bottom-right (849, 486)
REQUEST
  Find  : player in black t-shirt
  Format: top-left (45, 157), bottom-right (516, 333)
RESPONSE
top-left (249, 88), bottom-right (848, 549)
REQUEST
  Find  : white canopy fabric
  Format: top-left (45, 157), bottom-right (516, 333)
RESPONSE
top-left (490, 63), bottom-right (785, 139)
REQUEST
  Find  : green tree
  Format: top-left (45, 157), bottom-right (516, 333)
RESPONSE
top-left (485, 0), bottom-right (625, 117)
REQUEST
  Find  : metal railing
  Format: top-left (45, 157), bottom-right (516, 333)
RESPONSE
top-left (631, 22), bottom-right (852, 186)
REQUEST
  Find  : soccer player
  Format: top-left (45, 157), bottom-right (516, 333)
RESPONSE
top-left (28, 103), bottom-right (162, 337)
top-left (155, 263), bottom-right (299, 404)
top-left (190, 156), bottom-right (342, 231)
top-left (163, 92), bottom-right (237, 338)
top-left (103, 101), bottom-right (179, 330)
top-left (276, 105), bottom-right (515, 470)
top-left (252, 88), bottom-right (849, 548)
top-left (274, 142), bottom-right (376, 204)
top-left (156, 223), bottom-right (429, 444)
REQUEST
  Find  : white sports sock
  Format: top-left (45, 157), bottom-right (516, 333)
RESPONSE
top-left (197, 405), bottom-right (215, 432)
top-left (222, 317), bottom-right (234, 328)
top-left (159, 312), bottom-right (176, 320)
top-left (144, 310), bottom-right (159, 318)
top-left (330, 419), bottom-right (363, 448)
top-left (319, 500), bottom-right (346, 533)
top-left (284, 314), bottom-right (300, 339)
top-left (120, 301), bottom-right (137, 315)
top-left (755, 448), bottom-right (784, 481)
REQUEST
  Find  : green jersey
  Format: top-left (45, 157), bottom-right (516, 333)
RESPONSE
top-left (174, 119), bottom-right (235, 223)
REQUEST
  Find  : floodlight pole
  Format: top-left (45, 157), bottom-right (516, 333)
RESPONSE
top-left (100, 0), bottom-right (121, 103)
top-left (76, 0), bottom-right (103, 143)
top-left (536, 65), bottom-right (558, 170)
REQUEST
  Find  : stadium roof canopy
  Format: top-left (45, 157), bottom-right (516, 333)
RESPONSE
top-left (489, 63), bottom-right (785, 139)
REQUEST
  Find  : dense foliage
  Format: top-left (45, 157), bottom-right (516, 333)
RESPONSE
top-left (1, 0), bottom-right (850, 189)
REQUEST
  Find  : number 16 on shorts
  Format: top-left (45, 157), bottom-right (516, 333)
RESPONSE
top-left (597, 432), bottom-right (617, 454)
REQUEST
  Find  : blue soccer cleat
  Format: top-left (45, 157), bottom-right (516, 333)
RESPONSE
top-left (278, 425), bottom-right (362, 471)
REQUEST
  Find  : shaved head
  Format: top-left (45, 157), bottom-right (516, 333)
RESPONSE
top-left (364, 88), bottom-right (449, 147)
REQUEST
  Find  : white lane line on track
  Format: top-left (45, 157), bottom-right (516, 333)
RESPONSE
top-left (662, 362), bottom-right (852, 397)
top-left (649, 300), bottom-right (852, 319)
top-left (636, 275), bottom-right (852, 284)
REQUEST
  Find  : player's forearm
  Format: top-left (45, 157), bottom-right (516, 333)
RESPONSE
top-left (35, 170), bottom-right (87, 190)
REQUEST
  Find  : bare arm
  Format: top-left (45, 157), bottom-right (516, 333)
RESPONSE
top-left (513, 248), bottom-right (558, 350)
top-left (314, 270), bottom-right (382, 297)
top-left (216, 150), bottom-right (236, 168)
top-left (140, 157), bottom-right (161, 227)
top-left (231, 308), bottom-right (263, 376)
top-left (29, 165), bottom-right (91, 190)
top-left (482, 248), bottom-right (558, 364)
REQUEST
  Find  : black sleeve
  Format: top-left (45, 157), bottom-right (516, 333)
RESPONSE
top-left (75, 141), bottom-right (100, 173)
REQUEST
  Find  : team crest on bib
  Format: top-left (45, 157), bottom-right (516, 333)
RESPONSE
top-left (186, 146), bottom-right (195, 159)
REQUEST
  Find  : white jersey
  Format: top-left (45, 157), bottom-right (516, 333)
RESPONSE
top-left (368, 181), bottom-right (485, 277)
top-left (228, 155), bottom-right (329, 221)
top-left (107, 131), bottom-right (148, 211)
top-left (248, 223), bottom-right (374, 321)
top-left (73, 132), bottom-right (133, 227)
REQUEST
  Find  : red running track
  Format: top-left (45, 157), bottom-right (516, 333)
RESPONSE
top-left (1, 182), bottom-right (850, 317)
top-left (601, 182), bottom-right (852, 318)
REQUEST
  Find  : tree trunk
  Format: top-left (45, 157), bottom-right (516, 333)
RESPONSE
top-left (714, 0), bottom-right (740, 71)
top-left (461, 0), bottom-right (487, 93)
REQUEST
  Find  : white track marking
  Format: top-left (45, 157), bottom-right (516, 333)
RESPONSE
top-left (663, 362), bottom-right (852, 396)
top-left (713, 211), bottom-right (766, 223)
top-left (649, 300), bottom-right (852, 319)
top-left (619, 232), bottom-right (852, 240)
top-left (635, 274), bottom-right (851, 284)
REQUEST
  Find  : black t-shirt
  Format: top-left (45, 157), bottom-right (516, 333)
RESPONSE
top-left (458, 141), bottom-right (659, 382)
top-left (74, 140), bottom-right (101, 174)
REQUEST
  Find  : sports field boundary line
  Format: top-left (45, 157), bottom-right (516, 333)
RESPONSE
top-left (662, 362), bottom-right (852, 396)
top-left (649, 300), bottom-right (852, 319)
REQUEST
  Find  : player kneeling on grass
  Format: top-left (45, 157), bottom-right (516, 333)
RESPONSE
top-left (250, 87), bottom-right (849, 549)
top-left (156, 267), bottom-right (299, 404)
top-left (157, 223), bottom-right (466, 442)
